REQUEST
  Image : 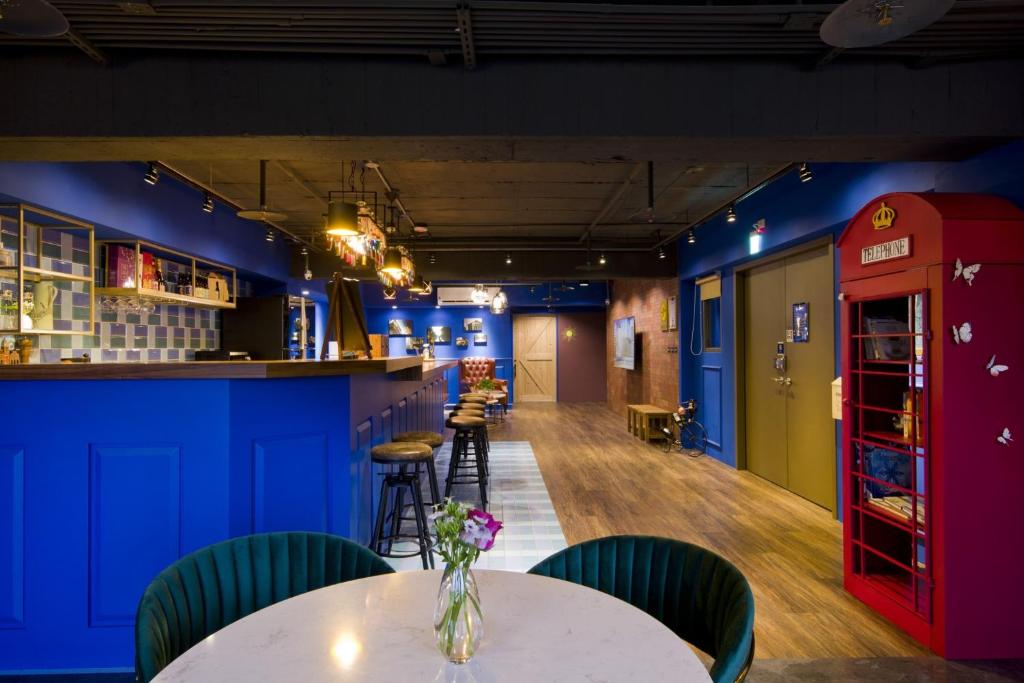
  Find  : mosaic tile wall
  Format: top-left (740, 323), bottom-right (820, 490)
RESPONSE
top-left (2, 215), bottom-right (222, 364)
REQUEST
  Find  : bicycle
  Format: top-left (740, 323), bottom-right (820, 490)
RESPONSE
top-left (662, 399), bottom-right (708, 457)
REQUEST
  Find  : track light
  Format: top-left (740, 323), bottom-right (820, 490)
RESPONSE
top-left (429, 252), bottom-right (437, 265)
top-left (599, 253), bottom-right (607, 265)
top-left (143, 163), bottom-right (159, 186)
top-left (202, 192), bottom-right (214, 213)
top-left (658, 246), bottom-right (667, 260)
top-left (265, 227), bottom-right (276, 243)
top-left (505, 253), bottom-right (512, 265)
top-left (687, 229), bottom-right (696, 245)
top-left (798, 163), bottom-right (813, 183)
top-left (726, 205), bottom-right (737, 223)
top-left (580, 280), bottom-right (590, 287)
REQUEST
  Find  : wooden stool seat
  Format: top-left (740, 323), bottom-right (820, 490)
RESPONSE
top-left (459, 394), bottom-right (488, 404)
top-left (393, 430), bottom-right (444, 449)
top-left (371, 441), bottom-right (433, 463)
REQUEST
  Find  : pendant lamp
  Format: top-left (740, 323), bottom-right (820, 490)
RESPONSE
top-left (381, 246), bottom-right (405, 276)
top-left (326, 200), bottom-right (360, 237)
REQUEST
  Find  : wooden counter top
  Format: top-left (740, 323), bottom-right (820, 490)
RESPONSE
top-left (0, 357), bottom-right (457, 381)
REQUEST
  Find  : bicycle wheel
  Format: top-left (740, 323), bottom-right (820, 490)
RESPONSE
top-left (680, 420), bottom-right (708, 455)
top-left (661, 426), bottom-right (675, 452)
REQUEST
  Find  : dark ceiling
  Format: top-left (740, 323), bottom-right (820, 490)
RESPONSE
top-left (2, 0), bottom-right (1023, 68)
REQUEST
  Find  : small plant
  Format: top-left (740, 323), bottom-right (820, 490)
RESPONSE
top-left (475, 378), bottom-right (497, 392)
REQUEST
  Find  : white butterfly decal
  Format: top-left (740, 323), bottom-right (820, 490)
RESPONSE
top-left (986, 355), bottom-right (1009, 377)
top-left (997, 428), bottom-right (1013, 446)
top-left (951, 322), bottom-right (972, 344)
top-left (953, 258), bottom-right (981, 286)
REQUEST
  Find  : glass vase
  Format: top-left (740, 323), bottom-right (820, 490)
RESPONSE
top-left (434, 563), bottom-right (483, 664)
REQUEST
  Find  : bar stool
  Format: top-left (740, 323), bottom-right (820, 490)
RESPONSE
top-left (460, 394), bottom-right (488, 405)
top-left (369, 441), bottom-right (435, 569)
top-left (444, 414), bottom-right (489, 510)
top-left (392, 430), bottom-right (443, 506)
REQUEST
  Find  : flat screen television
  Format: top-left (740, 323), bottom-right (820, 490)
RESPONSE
top-left (613, 316), bottom-right (636, 370)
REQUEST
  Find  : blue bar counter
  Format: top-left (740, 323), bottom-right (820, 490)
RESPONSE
top-left (0, 358), bottom-right (452, 672)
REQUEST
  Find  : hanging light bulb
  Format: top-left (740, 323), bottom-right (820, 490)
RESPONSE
top-left (326, 200), bottom-right (361, 237)
top-left (470, 284), bottom-right (490, 305)
top-left (726, 205), bottom-right (737, 223)
top-left (799, 163), bottom-right (813, 183)
top-left (143, 163), bottom-right (159, 186)
top-left (490, 290), bottom-right (508, 314)
top-left (687, 229), bottom-right (696, 245)
top-left (381, 246), bottom-right (405, 277)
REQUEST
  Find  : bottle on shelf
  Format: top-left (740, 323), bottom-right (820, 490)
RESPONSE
top-left (155, 261), bottom-right (166, 293)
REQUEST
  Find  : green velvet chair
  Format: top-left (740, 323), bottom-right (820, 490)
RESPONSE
top-left (134, 532), bottom-right (394, 683)
top-left (528, 535), bottom-right (755, 683)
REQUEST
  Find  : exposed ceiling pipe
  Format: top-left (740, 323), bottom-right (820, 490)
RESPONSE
top-left (653, 163), bottom-right (795, 250)
top-left (578, 161), bottom-right (644, 243)
top-left (155, 161), bottom-right (318, 251)
top-left (365, 160), bottom-right (418, 231)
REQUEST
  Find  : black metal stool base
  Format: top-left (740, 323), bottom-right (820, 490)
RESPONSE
top-left (370, 470), bottom-right (434, 569)
top-left (444, 427), bottom-right (489, 511)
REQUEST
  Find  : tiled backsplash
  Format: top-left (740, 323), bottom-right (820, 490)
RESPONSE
top-left (3, 215), bottom-right (223, 364)
top-left (31, 304), bottom-right (220, 364)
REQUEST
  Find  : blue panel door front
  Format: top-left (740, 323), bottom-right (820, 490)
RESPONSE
top-left (252, 434), bottom-right (329, 533)
top-left (0, 447), bottom-right (24, 628)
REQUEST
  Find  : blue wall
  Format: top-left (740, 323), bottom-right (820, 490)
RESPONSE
top-left (677, 140), bottom-right (1024, 514)
top-left (0, 162), bottom-right (292, 283)
top-left (363, 281), bottom-right (609, 405)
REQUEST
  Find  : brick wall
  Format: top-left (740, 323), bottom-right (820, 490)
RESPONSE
top-left (607, 278), bottom-right (679, 416)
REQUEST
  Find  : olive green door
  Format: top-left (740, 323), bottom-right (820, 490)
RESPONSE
top-left (743, 245), bottom-right (836, 511)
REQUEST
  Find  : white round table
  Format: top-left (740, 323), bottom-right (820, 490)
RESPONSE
top-left (153, 569), bottom-right (712, 683)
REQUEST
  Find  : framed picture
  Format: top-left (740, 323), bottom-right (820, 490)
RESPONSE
top-left (405, 336), bottom-right (425, 351)
top-left (473, 333), bottom-right (487, 345)
top-left (668, 295), bottom-right (677, 331)
top-left (464, 318), bottom-right (483, 332)
top-left (792, 302), bottom-right (809, 343)
top-left (388, 319), bottom-right (413, 336)
top-left (428, 325), bottom-right (451, 344)
top-left (455, 336), bottom-right (469, 348)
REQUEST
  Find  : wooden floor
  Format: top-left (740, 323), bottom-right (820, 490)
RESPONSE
top-left (488, 402), bottom-right (928, 660)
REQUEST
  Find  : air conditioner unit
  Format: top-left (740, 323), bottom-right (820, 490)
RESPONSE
top-left (436, 286), bottom-right (501, 307)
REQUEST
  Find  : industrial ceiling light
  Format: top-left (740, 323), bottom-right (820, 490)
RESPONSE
top-left (202, 192), bottom-right (214, 213)
top-left (381, 246), bottom-right (405, 277)
top-left (407, 275), bottom-right (428, 294)
top-left (470, 284), bottom-right (489, 305)
top-left (580, 280), bottom-right (590, 287)
top-left (599, 253), bottom-right (607, 265)
top-left (265, 227), bottom-right (276, 243)
top-left (505, 253), bottom-right (512, 265)
top-left (429, 252), bottom-right (437, 265)
top-left (382, 285), bottom-right (398, 301)
top-left (325, 199), bottom-right (360, 237)
top-left (687, 229), bottom-right (696, 245)
top-left (725, 205), bottom-right (738, 223)
top-left (143, 163), bottom-right (159, 186)
top-left (658, 246), bottom-right (667, 260)
top-left (799, 163), bottom-right (814, 183)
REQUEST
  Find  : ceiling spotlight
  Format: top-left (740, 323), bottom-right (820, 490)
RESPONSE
top-left (580, 280), bottom-right (590, 287)
top-left (726, 205), bottom-right (737, 223)
top-left (143, 163), bottom-right (159, 186)
top-left (391, 304), bottom-right (398, 310)
top-left (658, 246), bottom-right (667, 260)
top-left (265, 227), bottom-right (276, 243)
top-left (505, 253), bottom-right (512, 265)
top-left (300, 246), bottom-right (309, 256)
top-left (687, 229), bottom-right (696, 245)
top-left (202, 192), bottom-right (214, 213)
top-left (799, 163), bottom-right (813, 183)
top-left (429, 252), bottom-right (437, 265)
top-left (598, 253), bottom-right (607, 265)
top-left (300, 289), bottom-right (310, 296)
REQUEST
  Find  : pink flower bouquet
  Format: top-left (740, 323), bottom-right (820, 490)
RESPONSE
top-left (431, 499), bottom-right (503, 566)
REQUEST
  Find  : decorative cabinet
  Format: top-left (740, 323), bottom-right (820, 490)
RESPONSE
top-left (838, 193), bottom-right (1024, 659)
top-left (0, 203), bottom-right (95, 335)
top-left (94, 239), bottom-right (236, 310)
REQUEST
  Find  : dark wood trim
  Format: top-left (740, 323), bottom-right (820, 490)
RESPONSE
top-left (0, 357), bottom-right (456, 381)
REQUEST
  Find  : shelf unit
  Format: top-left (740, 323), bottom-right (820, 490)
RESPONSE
top-left (838, 192), bottom-right (1024, 659)
top-left (94, 239), bottom-right (237, 310)
top-left (0, 203), bottom-right (95, 336)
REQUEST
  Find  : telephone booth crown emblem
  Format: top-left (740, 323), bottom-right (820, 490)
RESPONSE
top-left (872, 202), bottom-right (896, 230)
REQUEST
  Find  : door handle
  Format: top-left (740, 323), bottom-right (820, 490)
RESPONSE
top-left (771, 376), bottom-right (792, 386)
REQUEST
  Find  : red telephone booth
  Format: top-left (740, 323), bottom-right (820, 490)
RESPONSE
top-left (838, 192), bottom-right (1024, 659)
